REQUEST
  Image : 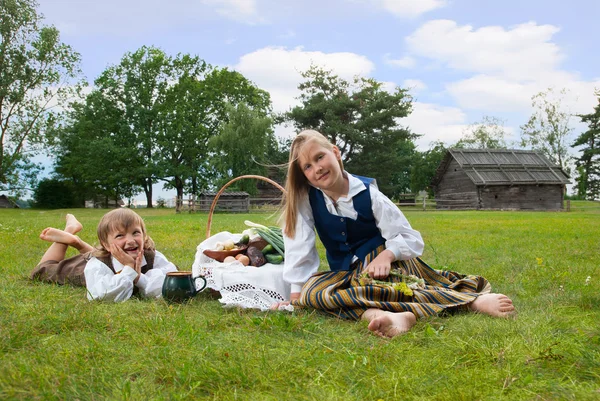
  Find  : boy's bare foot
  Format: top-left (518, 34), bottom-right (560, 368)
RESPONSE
top-left (64, 214), bottom-right (83, 234)
top-left (469, 293), bottom-right (515, 318)
top-left (40, 228), bottom-right (81, 248)
top-left (365, 310), bottom-right (416, 338)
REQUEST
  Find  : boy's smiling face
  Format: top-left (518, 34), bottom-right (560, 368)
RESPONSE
top-left (103, 224), bottom-right (144, 258)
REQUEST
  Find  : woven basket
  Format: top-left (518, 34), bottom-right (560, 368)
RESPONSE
top-left (205, 174), bottom-right (286, 239)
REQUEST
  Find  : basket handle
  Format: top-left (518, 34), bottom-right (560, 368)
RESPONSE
top-left (205, 175), bottom-right (286, 239)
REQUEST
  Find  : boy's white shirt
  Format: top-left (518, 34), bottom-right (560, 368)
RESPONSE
top-left (283, 172), bottom-right (425, 293)
top-left (84, 250), bottom-right (178, 302)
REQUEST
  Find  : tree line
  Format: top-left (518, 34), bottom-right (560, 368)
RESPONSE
top-left (2, 0), bottom-right (599, 209)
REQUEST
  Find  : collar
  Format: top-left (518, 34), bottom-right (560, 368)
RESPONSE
top-left (316, 171), bottom-right (371, 206)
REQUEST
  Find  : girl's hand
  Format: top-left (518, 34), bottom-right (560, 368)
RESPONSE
top-left (270, 292), bottom-right (301, 310)
top-left (365, 250), bottom-right (396, 280)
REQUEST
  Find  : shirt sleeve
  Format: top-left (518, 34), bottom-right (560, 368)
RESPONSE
top-left (283, 193), bottom-right (320, 294)
top-left (370, 184), bottom-right (425, 261)
top-left (84, 257), bottom-right (138, 302)
top-left (134, 250), bottom-right (178, 298)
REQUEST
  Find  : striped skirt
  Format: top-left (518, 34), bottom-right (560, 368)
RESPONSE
top-left (293, 246), bottom-right (491, 320)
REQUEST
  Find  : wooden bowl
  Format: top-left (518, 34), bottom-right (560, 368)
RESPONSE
top-left (203, 245), bottom-right (248, 262)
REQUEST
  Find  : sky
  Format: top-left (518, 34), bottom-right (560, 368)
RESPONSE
top-left (35, 0), bottom-right (600, 202)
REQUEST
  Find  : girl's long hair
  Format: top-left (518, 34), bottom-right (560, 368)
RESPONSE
top-left (282, 129), bottom-right (344, 238)
top-left (92, 208), bottom-right (156, 258)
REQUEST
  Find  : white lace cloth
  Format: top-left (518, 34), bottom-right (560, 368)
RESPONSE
top-left (192, 232), bottom-right (291, 311)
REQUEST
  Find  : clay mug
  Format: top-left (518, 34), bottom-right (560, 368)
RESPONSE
top-left (162, 271), bottom-right (207, 303)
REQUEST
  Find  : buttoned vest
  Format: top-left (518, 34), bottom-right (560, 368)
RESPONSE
top-left (309, 175), bottom-right (386, 271)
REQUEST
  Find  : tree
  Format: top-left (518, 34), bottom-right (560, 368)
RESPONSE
top-left (455, 116), bottom-right (508, 149)
top-left (0, 0), bottom-right (83, 195)
top-left (33, 178), bottom-right (78, 208)
top-left (410, 141), bottom-right (447, 196)
top-left (53, 90), bottom-right (142, 206)
top-left (209, 102), bottom-right (275, 194)
top-left (284, 65), bottom-right (416, 197)
top-left (155, 65), bottom-right (271, 211)
top-left (572, 94), bottom-right (600, 200)
top-left (520, 88), bottom-right (574, 172)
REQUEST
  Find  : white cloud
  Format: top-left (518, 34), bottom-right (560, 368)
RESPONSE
top-left (403, 79), bottom-right (427, 94)
top-left (406, 20), bottom-right (563, 81)
top-left (383, 53), bottom-right (416, 68)
top-left (234, 46), bottom-right (375, 112)
top-left (401, 102), bottom-right (469, 149)
top-left (404, 19), bottom-right (600, 119)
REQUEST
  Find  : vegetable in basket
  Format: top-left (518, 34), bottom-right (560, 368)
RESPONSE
top-left (244, 221), bottom-right (285, 258)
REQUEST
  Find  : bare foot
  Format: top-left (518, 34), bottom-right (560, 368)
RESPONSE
top-left (64, 214), bottom-right (83, 234)
top-left (469, 293), bottom-right (515, 318)
top-left (365, 310), bottom-right (417, 338)
top-left (40, 228), bottom-right (81, 248)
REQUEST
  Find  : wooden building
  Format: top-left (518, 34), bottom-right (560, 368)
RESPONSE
top-left (431, 149), bottom-right (570, 210)
top-left (198, 191), bottom-right (250, 213)
top-left (0, 195), bottom-right (19, 208)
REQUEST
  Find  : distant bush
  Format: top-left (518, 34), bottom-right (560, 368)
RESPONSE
top-left (33, 179), bottom-right (80, 209)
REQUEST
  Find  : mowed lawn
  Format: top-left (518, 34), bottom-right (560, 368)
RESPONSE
top-left (0, 204), bottom-right (599, 400)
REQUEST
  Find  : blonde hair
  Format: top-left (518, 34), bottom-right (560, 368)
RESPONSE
top-left (92, 208), bottom-right (155, 257)
top-left (282, 129), bottom-right (344, 238)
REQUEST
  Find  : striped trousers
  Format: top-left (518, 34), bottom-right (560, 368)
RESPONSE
top-left (293, 246), bottom-right (491, 320)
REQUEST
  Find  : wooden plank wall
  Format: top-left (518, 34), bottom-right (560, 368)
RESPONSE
top-left (434, 160), bottom-right (478, 209)
top-left (479, 185), bottom-right (564, 210)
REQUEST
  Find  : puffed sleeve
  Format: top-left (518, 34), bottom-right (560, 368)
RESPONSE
top-left (134, 250), bottom-right (178, 298)
top-left (84, 257), bottom-right (138, 302)
top-left (370, 185), bottom-right (424, 260)
top-left (283, 193), bottom-right (321, 293)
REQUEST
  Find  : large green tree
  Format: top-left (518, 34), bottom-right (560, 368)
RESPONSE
top-left (284, 65), bottom-right (416, 197)
top-left (520, 88), bottom-right (574, 172)
top-left (0, 0), bottom-right (83, 194)
top-left (209, 102), bottom-right (276, 194)
top-left (572, 94), bottom-right (600, 200)
top-left (156, 65), bottom-right (271, 211)
top-left (410, 141), bottom-right (447, 196)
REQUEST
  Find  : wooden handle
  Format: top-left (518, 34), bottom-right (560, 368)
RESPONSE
top-left (205, 175), bottom-right (286, 239)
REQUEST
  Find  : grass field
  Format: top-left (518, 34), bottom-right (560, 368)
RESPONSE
top-left (1, 204), bottom-right (599, 400)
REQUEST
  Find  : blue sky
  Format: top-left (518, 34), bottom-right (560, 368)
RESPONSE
top-left (36, 0), bottom-right (599, 201)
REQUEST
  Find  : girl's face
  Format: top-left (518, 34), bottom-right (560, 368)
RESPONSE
top-left (298, 140), bottom-right (343, 190)
top-left (103, 224), bottom-right (144, 258)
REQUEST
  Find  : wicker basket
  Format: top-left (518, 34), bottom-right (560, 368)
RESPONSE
top-left (205, 174), bottom-right (286, 239)
top-left (201, 175), bottom-right (286, 299)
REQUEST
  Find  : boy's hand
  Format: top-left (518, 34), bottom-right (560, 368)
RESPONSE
top-left (110, 244), bottom-right (136, 268)
top-left (132, 251), bottom-right (143, 284)
top-left (365, 250), bottom-right (396, 279)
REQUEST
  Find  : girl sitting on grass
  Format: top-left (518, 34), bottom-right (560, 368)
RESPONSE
top-left (30, 209), bottom-right (177, 302)
top-left (272, 129), bottom-right (515, 338)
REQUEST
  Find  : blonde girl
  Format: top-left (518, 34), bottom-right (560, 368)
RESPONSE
top-left (30, 209), bottom-right (177, 302)
top-left (274, 129), bottom-right (515, 337)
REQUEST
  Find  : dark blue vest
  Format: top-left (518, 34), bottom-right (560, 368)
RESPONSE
top-left (309, 175), bottom-right (386, 271)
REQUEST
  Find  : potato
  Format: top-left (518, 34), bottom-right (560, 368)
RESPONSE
top-left (223, 256), bottom-right (237, 263)
top-left (235, 254), bottom-right (250, 266)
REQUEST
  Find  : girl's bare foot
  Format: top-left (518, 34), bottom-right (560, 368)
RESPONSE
top-left (40, 228), bottom-right (81, 248)
top-left (64, 214), bottom-right (83, 234)
top-left (469, 293), bottom-right (515, 318)
top-left (364, 310), bottom-right (416, 338)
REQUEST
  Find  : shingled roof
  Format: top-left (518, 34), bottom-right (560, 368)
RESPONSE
top-left (432, 149), bottom-right (571, 186)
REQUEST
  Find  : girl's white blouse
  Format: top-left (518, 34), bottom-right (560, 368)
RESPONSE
top-left (283, 173), bottom-right (424, 293)
top-left (84, 250), bottom-right (178, 302)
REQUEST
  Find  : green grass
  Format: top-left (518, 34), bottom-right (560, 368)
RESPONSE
top-left (1, 204), bottom-right (599, 400)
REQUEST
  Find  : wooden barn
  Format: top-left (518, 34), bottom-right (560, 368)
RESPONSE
top-left (0, 195), bottom-right (19, 208)
top-left (431, 149), bottom-right (570, 210)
